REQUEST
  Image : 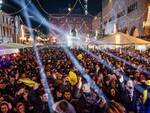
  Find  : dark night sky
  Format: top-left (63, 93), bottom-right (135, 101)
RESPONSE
top-left (2, 0), bottom-right (102, 33)
top-left (2, 0), bottom-right (102, 16)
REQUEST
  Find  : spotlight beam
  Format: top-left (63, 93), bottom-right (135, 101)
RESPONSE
top-left (18, 0), bottom-right (54, 112)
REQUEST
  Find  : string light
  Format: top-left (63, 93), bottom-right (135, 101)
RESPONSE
top-left (20, 15), bottom-right (43, 29)
top-left (84, 0), bottom-right (88, 15)
top-left (78, 0), bottom-right (94, 17)
top-left (0, 0), bottom-right (2, 11)
top-left (36, 0), bottom-right (79, 19)
top-left (5, 0), bottom-right (31, 15)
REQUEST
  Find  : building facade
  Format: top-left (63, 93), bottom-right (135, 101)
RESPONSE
top-left (49, 14), bottom-right (93, 34)
top-left (93, 0), bottom-right (150, 37)
top-left (0, 12), bottom-right (21, 43)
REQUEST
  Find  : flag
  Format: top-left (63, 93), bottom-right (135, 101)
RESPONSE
top-left (18, 78), bottom-right (39, 87)
top-left (77, 54), bottom-right (83, 60)
top-left (67, 71), bottom-right (78, 86)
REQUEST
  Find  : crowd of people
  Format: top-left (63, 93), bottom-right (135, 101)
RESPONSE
top-left (0, 46), bottom-right (150, 113)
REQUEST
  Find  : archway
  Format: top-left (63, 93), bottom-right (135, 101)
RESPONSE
top-left (130, 27), bottom-right (139, 37)
top-left (124, 28), bottom-right (129, 35)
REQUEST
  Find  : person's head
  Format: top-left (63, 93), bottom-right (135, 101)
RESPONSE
top-left (22, 90), bottom-right (29, 100)
top-left (110, 88), bottom-right (116, 97)
top-left (41, 93), bottom-right (49, 102)
top-left (0, 102), bottom-right (10, 113)
top-left (95, 64), bottom-right (99, 68)
top-left (56, 90), bottom-right (63, 98)
top-left (82, 83), bottom-right (91, 93)
top-left (104, 76), bottom-right (110, 86)
top-left (9, 76), bottom-right (15, 84)
top-left (63, 90), bottom-right (72, 101)
top-left (16, 102), bottom-right (25, 113)
top-left (111, 80), bottom-right (117, 88)
top-left (105, 101), bottom-right (126, 113)
top-left (57, 100), bottom-right (68, 113)
top-left (126, 80), bottom-right (134, 92)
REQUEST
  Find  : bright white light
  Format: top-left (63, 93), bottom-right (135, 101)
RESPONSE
top-left (85, 10), bottom-right (88, 15)
top-left (0, 0), bottom-right (2, 4)
top-left (0, 49), bottom-right (19, 56)
top-left (135, 45), bottom-right (147, 51)
top-left (85, 37), bottom-right (90, 43)
top-left (95, 30), bottom-right (98, 39)
top-left (68, 7), bottom-right (71, 12)
top-left (66, 34), bottom-right (73, 47)
top-left (113, 23), bottom-right (117, 33)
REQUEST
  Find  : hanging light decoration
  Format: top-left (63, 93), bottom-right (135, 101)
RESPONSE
top-left (68, 4), bottom-right (71, 12)
top-left (84, 0), bottom-right (88, 15)
top-left (0, 0), bottom-right (2, 11)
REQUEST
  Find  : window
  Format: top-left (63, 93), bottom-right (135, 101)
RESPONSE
top-left (117, 10), bottom-right (125, 18)
top-left (109, 16), bottom-right (115, 22)
top-left (104, 20), bottom-right (107, 25)
top-left (127, 2), bottom-right (138, 13)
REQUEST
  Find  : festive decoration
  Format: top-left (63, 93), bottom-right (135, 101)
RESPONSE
top-left (5, 0), bottom-right (32, 15)
top-left (84, 0), bottom-right (88, 15)
top-left (37, 0), bottom-right (79, 18)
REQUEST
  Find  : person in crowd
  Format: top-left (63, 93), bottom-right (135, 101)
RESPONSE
top-left (121, 80), bottom-right (139, 113)
top-left (0, 101), bottom-right (12, 113)
top-left (105, 101), bottom-right (126, 113)
top-left (52, 100), bottom-right (76, 113)
top-left (15, 102), bottom-right (26, 113)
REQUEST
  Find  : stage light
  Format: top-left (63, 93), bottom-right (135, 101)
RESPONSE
top-left (66, 34), bottom-right (73, 47)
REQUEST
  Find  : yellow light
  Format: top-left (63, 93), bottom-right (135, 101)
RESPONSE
top-left (143, 5), bottom-right (150, 27)
top-left (28, 36), bottom-right (33, 42)
top-left (115, 34), bottom-right (120, 48)
top-left (21, 25), bottom-right (25, 38)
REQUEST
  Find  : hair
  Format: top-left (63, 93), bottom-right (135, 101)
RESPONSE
top-left (0, 101), bottom-right (10, 109)
top-left (58, 100), bottom-right (68, 112)
top-left (105, 101), bottom-right (126, 113)
top-left (16, 102), bottom-right (24, 110)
